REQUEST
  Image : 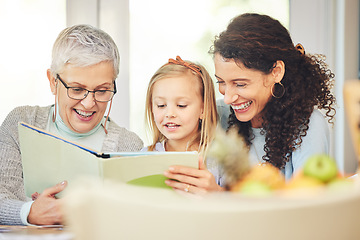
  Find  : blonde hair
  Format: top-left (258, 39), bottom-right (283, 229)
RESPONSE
top-left (145, 58), bottom-right (218, 156)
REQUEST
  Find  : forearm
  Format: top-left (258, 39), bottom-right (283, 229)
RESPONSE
top-left (0, 196), bottom-right (27, 225)
top-left (0, 135), bottom-right (28, 224)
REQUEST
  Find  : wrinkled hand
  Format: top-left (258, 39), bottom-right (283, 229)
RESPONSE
top-left (164, 157), bottom-right (224, 194)
top-left (28, 181), bottom-right (67, 225)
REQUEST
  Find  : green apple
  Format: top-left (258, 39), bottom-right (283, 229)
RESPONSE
top-left (303, 154), bottom-right (338, 183)
top-left (239, 181), bottom-right (272, 197)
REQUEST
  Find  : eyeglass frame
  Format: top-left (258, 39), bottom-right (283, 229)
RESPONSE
top-left (55, 74), bottom-right (117, 102)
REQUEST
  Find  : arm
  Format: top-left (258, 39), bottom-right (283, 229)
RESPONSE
top-left (0, 105), bottom-right (66, 225)
top-left (0, 121), bottom-right (30, 225)
top-left (164, 157), bottom-right (225, 194)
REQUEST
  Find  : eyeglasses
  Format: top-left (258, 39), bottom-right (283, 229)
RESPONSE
top-left (56, 74), bottom-right (117, 102)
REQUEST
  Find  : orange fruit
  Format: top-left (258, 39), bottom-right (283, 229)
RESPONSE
top-left (231, 163), bottom-right (285, 192)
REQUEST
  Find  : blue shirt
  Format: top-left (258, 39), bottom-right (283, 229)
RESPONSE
top-left (209, 99), bottom-right (330, 186)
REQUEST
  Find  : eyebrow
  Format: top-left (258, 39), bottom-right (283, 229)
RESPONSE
top-left (153, 96), bottom-right (192, 101)
top-left (68, 82), bottom-right (113, 88)
top-left (214, 74), bottom-right (222, 80)
top-left (214, 74), bottom-right (251, 82)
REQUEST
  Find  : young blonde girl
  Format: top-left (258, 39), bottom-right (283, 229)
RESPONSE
top-left (144, 56), bottom-right (217, 156)
top-left (143, 56), bottom-right (223, 193)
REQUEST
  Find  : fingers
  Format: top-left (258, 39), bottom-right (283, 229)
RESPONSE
top-left (28, 182), bottom-right (66, 225)
top-left (166, 165), bottom-right (206, 179)
top-left (31, 192), bottom-right (40, 201)
top-left (164, 165), bottom-right (224, 193)
top-left (198, 156), bottom-right (206, 170)
top-left (165, 179), bottom-right (207, 195)
top-left (165, 167), bottom-right (215, 191)
top-left (164, 167), bottom-right (201, 188)
top-left (42, 181), bottom-right (67, 197)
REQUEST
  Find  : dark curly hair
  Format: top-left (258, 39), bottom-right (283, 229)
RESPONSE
top-left (209, 13), bottom-right (336, 169)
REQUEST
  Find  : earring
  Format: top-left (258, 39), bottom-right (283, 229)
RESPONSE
top-left (271, 82), bottom-right (285, 98)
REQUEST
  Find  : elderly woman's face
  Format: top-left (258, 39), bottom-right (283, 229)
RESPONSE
top-left (51, 62), bottom-right (115, 133)
top-left (214, 53), bottom-right (275, 128)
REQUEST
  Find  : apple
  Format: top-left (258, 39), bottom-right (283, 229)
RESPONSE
top-left (238, 180), bottom-right (272, 197)
top-left (303, 154), bottom-right (338, 183)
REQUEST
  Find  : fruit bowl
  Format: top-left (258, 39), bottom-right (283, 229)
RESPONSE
top-left (64, 177), bottom-right (360, 240)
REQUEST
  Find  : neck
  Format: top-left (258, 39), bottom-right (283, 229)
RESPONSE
top-left (165, 139), bottom-right (199, 152)
top-left (251, 112), bottom-right (265, 128)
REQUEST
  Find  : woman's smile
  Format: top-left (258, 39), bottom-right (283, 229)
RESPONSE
top-left (231, 100), bottom-right (253, 112)
top-left (74, 109), bottom-right (96, 121)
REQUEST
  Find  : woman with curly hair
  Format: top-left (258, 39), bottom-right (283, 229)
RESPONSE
top-left (210, 13), bottom-right (336, 181)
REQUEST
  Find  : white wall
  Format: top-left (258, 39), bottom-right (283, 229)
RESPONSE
top-left (67, 0), bottom-right (130, 129)
top-left (290, 0), bottom-right (359, 174)
top-left (66, 0), bottom-right (359, 174)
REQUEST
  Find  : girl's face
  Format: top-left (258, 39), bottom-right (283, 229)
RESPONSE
top-left (151, 74), bottom-right (204, 150)
top-left (214, 53), bottom-right (276, 128)
top-left (48, 62), bottom-right (115, 133)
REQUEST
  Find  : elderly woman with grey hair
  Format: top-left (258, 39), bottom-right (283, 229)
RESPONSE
top-left (0, 24), bottom-right (143, 225)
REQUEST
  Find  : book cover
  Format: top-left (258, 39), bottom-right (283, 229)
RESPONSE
top-left (18, 122), bottom-right (198, 197)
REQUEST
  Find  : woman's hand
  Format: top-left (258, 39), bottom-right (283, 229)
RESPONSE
top-left (164, 157), bottom-right (224, 194)
top-left (28, 181), bottom-right (67, 225)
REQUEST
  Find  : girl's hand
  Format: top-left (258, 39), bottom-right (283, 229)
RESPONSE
top-left (164, 157), bottom-right (224, 194)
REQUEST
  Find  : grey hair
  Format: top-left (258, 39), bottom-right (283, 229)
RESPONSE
top-left (50, 24), bottom-right (120, 79)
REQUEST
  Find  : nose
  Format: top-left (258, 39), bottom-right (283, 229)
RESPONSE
top-left (80, 92), bottom-right (96, 109)
top-left (165, 106), bottom-right (176, 118)
top-left (223, 86), bottom-right (239, 105)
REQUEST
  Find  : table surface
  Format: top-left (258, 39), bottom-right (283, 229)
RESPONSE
top-left (0, 225), bottom-right (73, 239)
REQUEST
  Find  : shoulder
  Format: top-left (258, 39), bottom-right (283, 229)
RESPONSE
top-left (0, 105), bottom-right (51, 149)
top-left (308, 109), bottom-right (329, 134)
top-left (1, 105), bottom-right (50, 131)
top-left (290, 109), bottom-right (330, 173)
top-left (141, 142), bottom-right (165, 152)
top-left (103, 119), bottom-right (144, 152)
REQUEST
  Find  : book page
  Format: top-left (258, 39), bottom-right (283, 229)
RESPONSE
top-left (18, 122), bottom-right (199, 196)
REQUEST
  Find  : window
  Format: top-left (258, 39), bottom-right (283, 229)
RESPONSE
top-left (0, 0), bottom-right (66, 123)
top-left (129, 0), bottom-right (289, 144)
top-left (0, 0), bottom-right (289, 147)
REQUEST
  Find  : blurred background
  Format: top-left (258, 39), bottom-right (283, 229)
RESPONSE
top-left (0, 0), bottom-right (358, 174)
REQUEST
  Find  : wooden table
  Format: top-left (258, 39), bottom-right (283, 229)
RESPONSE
top-left (0, 225), bottom-right (73, 239)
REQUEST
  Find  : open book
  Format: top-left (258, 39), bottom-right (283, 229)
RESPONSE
top-left (18, 122), bottom-right (198, 198)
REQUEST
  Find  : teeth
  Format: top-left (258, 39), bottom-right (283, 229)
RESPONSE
top-left (166, 123), bottom-right (179, 128)
top-left (76, 109), bottom-right (94, 117)
top-left (231, 101), bottom-right (252, 110)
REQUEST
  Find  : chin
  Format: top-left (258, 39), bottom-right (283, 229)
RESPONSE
top-left (72, 124), bottom-right (97, 134)
top-left (234, 114), bottom-right (252, 123)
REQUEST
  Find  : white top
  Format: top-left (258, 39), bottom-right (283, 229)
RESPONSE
top-left (209, 99), bottom-right (331, 186)
top-left (249, 109), bottom-right (330, 179)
